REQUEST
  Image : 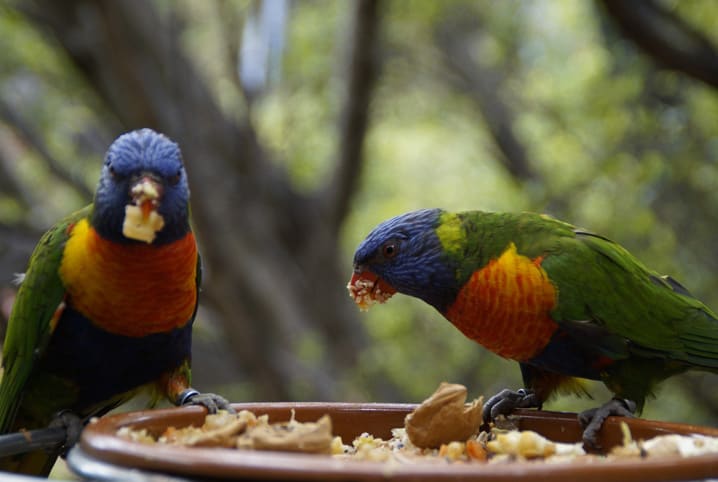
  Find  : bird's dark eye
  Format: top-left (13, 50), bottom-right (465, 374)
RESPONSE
top-left (108, 164), bottom-right (117, 178)
top-left (168, 169), bottom-right (181, 185)
top-left (382, 242), bottom-right (398, 259)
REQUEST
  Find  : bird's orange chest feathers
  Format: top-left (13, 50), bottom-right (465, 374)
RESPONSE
top-left (445, 243), bottom-right (558, 361)
top-left (59, 219), bottom-right (198, 337)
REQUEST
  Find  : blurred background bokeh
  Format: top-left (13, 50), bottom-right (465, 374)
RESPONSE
top-left (1, 0), bottom-right (717, 436)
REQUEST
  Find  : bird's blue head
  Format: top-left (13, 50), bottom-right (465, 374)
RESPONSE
top-left (92, 129), bottom-right (191, 245)
top-left (349, 208), bottom-right (458, 312)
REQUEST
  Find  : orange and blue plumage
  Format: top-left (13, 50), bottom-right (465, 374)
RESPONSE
top-left (350, 208), bottom-right (718, 447)
top-left (0, 129), bottom-right (230, 476)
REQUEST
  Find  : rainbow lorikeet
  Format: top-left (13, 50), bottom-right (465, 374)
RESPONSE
top-left (348, 208), bottom-right (718, 448)
top-left (0, 129), bottom-right (231, 476)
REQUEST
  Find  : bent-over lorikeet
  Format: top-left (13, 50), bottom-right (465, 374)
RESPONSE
top-left (348, 208), bottom-right (718, 448)
top-left (0, 129), bottom-right (231, 476)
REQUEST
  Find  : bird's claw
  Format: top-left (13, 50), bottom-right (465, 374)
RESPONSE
top-left (177, 389), bottom-right (235, 414)
top-left (579, 398), bottom-right (636, 450)
top-left (48, 410), bottom-right (83, 457)
top-left (482, 388), bottom-right (541, 424)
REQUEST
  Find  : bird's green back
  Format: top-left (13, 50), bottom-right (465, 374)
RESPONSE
top-left (542, 229), bottom-right (718, 367)
top-left (443, 210), bottom-right (718, 369)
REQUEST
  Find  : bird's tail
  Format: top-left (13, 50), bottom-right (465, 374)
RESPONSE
top-left (651, 275), bottom-right (718, 371)
top-left (674, 306), bottom-right (718, 371)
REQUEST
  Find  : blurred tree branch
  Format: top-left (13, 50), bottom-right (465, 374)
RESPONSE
top-left (0, 98), bottom-right (94, 200)
top-left (323, 0), bottom-right (381, 232)
top-left (435, 15), bottom-right (536, 183)
top-left (601, 0), bottom-right (718, 88)
top-left (0, 129), bottom-right (33, 210)
top-left (0, 218), bottom-right (40, 339)
top-left (0, 221), bottom-right (41, 287)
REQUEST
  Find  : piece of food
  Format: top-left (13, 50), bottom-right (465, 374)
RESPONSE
top-left (351, 433), bottom-right (394, 462)
top-left (346, 272), bottom-right (396, 311)
top-left (641, 433), bottom-right (718, 457)
top-left (119, 409), bottom-right (334, 455)
top-left (439, 441), bottom-right (467, 460)
top-left (488, 430), bottom-right (554, 458)
top-left (238, 414), bottom-right (333, 454)
top-left (122, 204), bottom-right (165, 243)
top-left (161, 410), bottom-right (255, 448)
top-left (487, 429), bottom-right (586, 459)
top-left (608, 421), bottom-right (641, 457)
top-left (404, 382), bottom-right (483, 449)
top-left (466, 439), bottom-right (488, 461)
top-left (608, 421), bottom-right (718, 458)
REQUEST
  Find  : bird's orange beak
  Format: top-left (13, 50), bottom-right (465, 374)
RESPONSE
top-left (131, 176), bottom-right (163, 221)
top-left (347, 269), bottom-right (397, 311)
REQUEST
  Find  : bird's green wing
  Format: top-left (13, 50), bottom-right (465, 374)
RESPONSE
top-left (0, 205), bottom-right (91, 432)
top-left (541, 230), bottom-right (718, 367)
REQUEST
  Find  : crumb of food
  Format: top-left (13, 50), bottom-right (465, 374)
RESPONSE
top-left (405, 382), bottom-right (483, 449)
top-left (123, 204), bottom-right (165, 243)
top-left (488, 430), bottom-right (554, 459)
top-left (609, 421), bottom-right (641, 458)
top-left (347, 274), bottom-right (396, 311)
top-left (466, 439), bottom-right (488, 461)
top-left (439, 441), bottom-right (466, 461)
top-left (641, 433), bottom-right (718, 457)
top-left (330, 436), bottom-right (349, 455)
top-left (131, 177), bottom-right (160, 202)
top-left (351, 433), bottom-right (393, 462)
top-left (117, 426), bottom-right (156, 444)
top-left (606, 421), bottom-right (718, 459)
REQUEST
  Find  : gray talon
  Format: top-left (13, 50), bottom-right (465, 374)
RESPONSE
top-left (579, 398), bottom-right (636, 450)
top-left (482, 388), bottom-right (541, 424)
top-left (48, 410), bottom-right (83, 456)
top-left (178, 390), bottom-right (234, 414)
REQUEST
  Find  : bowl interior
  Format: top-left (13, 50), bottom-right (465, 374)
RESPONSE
top-left (74, 403), bottom-right (718, 481)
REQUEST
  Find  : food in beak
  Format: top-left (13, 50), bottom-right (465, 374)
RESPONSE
top-left (347, 271), bottom-right (397, 311)
top-left (122, 177), bottom-right (165, 243)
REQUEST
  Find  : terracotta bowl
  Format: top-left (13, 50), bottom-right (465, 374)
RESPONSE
top-left (68, 402), bottom-right (718, 481)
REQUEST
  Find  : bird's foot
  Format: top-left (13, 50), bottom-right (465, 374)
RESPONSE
top-left (578, 398), bottom-right (636, 450)
top-left (482, 388), bottom-right (541, 425)
top-left (48, 410), bottom-right (83, 457)
top-left (176, 388), bottom-right (235, 414)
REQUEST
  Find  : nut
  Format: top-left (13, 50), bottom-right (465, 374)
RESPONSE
top-left (405, 382), bottom-right (483, 449)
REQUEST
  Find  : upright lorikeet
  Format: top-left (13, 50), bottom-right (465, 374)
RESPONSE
top-left (0, 129), bottom-right (231, 476)
top-left (348, 208), bottom-right (718, 447)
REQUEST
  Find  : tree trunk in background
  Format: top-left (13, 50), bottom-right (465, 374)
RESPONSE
top-left (17, 0), bottom-right (384, 400)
